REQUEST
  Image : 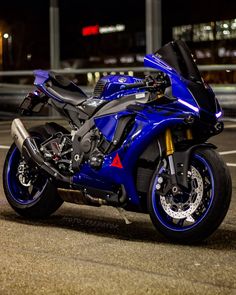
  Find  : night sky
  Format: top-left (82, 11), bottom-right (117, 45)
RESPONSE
top-left (1, 0), bottom-right (236, 69)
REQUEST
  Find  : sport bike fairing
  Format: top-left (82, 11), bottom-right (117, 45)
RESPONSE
top-left (5, 40), bottom-right (231, 244)
top-left (32, 41), bottom-right (221, 208)
top-left (144, 40), bottom-right (221, 117)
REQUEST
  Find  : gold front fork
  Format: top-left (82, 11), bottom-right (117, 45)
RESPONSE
top-left (165, 128), bottom-right (177, 189)
top-left (165, 128), bottom-right (174, 156)
top-left (164, 128), bottom-right (192, 194)
top-left (186, 128), bottom-right (193, 140)
top-left (165, 128), bottom-right (193, 156)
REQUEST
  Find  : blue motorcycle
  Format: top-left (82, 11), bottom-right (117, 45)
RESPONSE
top-left (3, 40), bottom-right (232, 243)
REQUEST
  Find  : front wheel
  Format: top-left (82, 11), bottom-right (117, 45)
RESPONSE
top-left (148, 148), bottom-right (232, 243)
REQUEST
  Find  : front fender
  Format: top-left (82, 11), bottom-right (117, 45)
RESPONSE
top-left (173, 143), bottom-right (217, 188)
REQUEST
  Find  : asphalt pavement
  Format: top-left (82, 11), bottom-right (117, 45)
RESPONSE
top-left (0, 119), bottom-right (235, 295)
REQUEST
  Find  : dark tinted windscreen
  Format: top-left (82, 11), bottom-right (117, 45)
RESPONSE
top-left (155, 40), bottom-right (202, 83)
top-left (155, 40), bottom-right (217, 113)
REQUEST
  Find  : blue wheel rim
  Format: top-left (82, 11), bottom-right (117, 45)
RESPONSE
top-left (151, 154), bottom-right (214, 232)
top-left (6, 146), bottom-right (47, 206)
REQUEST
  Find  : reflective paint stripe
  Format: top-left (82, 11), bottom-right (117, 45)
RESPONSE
top-left (227, 163), bottom-right (236, 167)
top-left (219, 150), bottom-right (236, 155)
top-left (224, 124), bottom-right (236, 129)
top-left (0, 130), bottom-right (9, 133)
top-left (0, 145), bottom-right (10, 149)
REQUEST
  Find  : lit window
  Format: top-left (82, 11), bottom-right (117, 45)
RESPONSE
top-left (216, 20), bottom-right (232, 40)
top-left (173, 25), bottom-right (192, 41)
top-left (193, 23), bottom-right (214, 41)
top-left (173, 18), bottom-right (236, 43)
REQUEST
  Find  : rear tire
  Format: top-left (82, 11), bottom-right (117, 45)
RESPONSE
top-left (148, 148), bottom-right (232, 243)
top-left (3, 126), bottom-right (63, 219)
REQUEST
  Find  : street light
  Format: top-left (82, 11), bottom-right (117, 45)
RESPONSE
top-left (1, 33), bottom-right (13, 69)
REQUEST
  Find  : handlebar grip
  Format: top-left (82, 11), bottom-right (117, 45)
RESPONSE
top-left (121, 82), bottom-right (146, 90)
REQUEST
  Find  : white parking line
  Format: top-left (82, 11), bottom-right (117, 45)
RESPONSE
top-left (219, 150), bottom-right (236, 155)
top-left (226, 163), bottom-right (236, 167)
top-left (0, 145), bottom-right (10, 149)
top-left (224, 124), bottom-right (236, 129)
top-left (0, 130), bottom-right (9, 134)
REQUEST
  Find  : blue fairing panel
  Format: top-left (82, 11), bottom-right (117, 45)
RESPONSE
top-left (33, 70), bottom-right (65, 103)
top-left (144, 54), bottom-right (199, 110)
top-left (94, 115), bottom-right (117, 142)
top-left (94, 111), bottom-right (131, 142)
top-left (73, 107), bottom-right (190, 206)
top-left (34, 70), bottom-right (49, 87)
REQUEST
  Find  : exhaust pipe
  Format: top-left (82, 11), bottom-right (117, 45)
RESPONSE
top-left (11, 119), bottom-right (30, 152)
top-left (11, 118), bottom-right (72, 184)
top-left (57, 188), bottom-right (107, 206)
top-left (11, 119), bottom-right (126, 205)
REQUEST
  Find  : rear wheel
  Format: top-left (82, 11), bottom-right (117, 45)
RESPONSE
top-left (3, 126), bottom-right (63, 218)
top-left (148, 148), bottom-right (232, 243)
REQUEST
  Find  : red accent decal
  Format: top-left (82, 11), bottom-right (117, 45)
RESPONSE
top-left (110, 153), bottom-right (123, 169)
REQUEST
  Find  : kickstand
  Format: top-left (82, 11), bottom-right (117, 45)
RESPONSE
top-left (116, 207), bottom-right (132, 225)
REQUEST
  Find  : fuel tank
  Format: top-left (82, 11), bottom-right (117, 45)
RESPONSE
top-left (93, 75), bottom-right (143, 101)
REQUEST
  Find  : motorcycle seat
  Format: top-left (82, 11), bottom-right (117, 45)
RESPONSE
top-left (46, 71), bottom-right (88, 106)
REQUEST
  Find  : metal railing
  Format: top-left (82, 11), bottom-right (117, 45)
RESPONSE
top-left (1, 64), bottom-right (236, 76)
top-left (0, 65), bottom-right (235, 120)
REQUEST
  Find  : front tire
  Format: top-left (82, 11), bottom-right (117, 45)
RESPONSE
top-left (3, 126), bottom-right (63, 219)
top-left (148, 148), bottom-right (232, 243)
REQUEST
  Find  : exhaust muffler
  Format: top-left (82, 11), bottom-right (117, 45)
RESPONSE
top-left (11, 119), bottom-right (30, 152)
top-left (57, 188), bottom-right (107, 206)
top-left (11, 118), bottom-right (71, 184)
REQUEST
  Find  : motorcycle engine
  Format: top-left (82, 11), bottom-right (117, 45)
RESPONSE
top-left (40, 132), bottom-right (73, 175)
top-left (40, 128), bottom-right (105, 175)
top-left (72, 128), bottom-right (104, 171)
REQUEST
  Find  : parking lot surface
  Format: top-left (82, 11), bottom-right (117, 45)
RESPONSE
top-left (0, 119), bottom-right (235, 295)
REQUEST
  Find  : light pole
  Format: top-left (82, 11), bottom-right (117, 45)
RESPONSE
top-left (50, 0), bottom-right (60, 69)
top-left (2, 33), bottom-right (13, 69)
top-left (145, 0), bottom-right (162, 54)
top-left (0, 33), bottom-right (2, 70)
top-left (49, 0), bottom-right (60, 117)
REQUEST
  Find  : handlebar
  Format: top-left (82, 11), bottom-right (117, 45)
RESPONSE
top-left (121, 82), bottom-right (146, 90)
top-left (120, 75), bottom-right (170, 91)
